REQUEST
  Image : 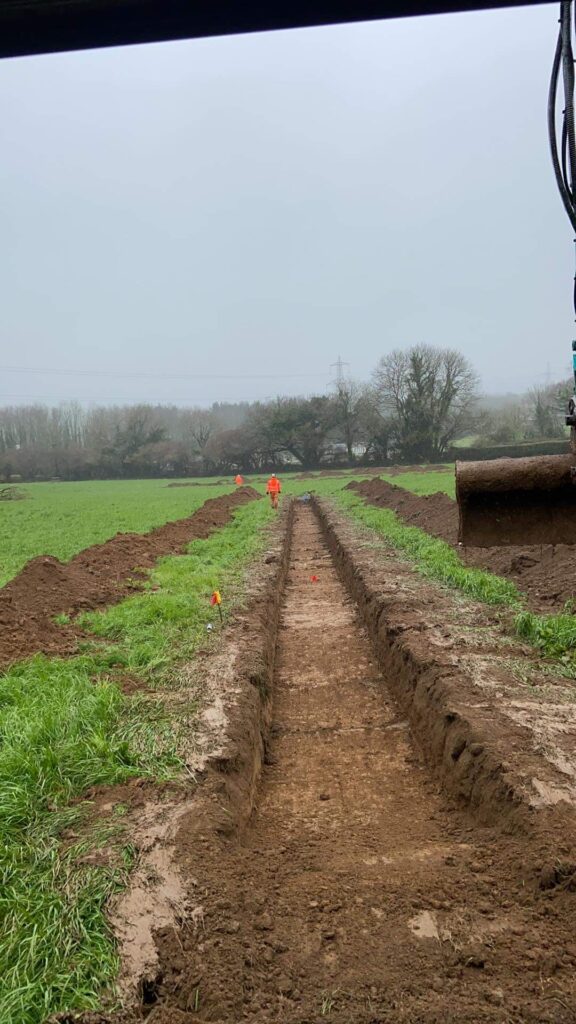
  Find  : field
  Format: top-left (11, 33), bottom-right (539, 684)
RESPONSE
top-left (2, 470), bottom-right (576, 1023)
top-left (379, 466), bottom-right (455, 496)
top-left (0, 468), bottom-right (447, 586)
top-left (0, 474), bottom-right (371, 586)
top-left (0, 479), bottom-right (235, 586)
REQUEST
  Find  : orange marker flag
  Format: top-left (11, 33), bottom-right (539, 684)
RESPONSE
top-left (310, 575), bottom-right (319, 583)
top-left (210, 589), bottom-right (223, 623)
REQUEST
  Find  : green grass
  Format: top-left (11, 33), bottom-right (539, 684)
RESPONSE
top-left (0, 468), bottom-right (453, 591)
top-left (451, 435), bottom-right (477, 448)
top-left (0, 496), bottom-right (273, 1024)
top-left (334, 488), bottom-right (576, 667)
top-left (337, 489), bottom-right (521, 607)
top-left (515, 610), bottom-right (576, 660)
top-left (0, 478), bottom-right (236, 586)
top-left (378, 468), bottom-right (455, 498)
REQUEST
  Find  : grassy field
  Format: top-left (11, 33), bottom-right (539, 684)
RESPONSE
top-left (0, 496), bottom-right (274, 1024)
top-left (0, 479), bottom-right (237, 586)
top-left (0, 470), bottom-right (455, 589)
top-left (379, 468), bottom-right (455, 497)
top-left (0, 474), bottom-right (377, 586)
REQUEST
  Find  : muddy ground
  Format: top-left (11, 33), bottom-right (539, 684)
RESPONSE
top-left (64, 497), bottom-right (576, 1024)
top-left (0, 487), bottom-right (259, 669)
top-left (349, 476), bottom-right (576, 613)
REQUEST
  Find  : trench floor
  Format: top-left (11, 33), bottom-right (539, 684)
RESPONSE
top-left (156, 505), bottom-right (576, 1023)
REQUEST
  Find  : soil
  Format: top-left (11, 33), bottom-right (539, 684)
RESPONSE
top-left (349, 477), bottom-right (576, 613)
top-left (84, 503), bottom-right (576, 1024)
top-left (166, 482), bottom-right (229, 488)
top-left (0, 487), bottom-right (259, 669)
top-left (456, 456), bottom-right (576, 547)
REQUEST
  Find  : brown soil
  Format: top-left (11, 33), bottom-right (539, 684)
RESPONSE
top-left (456, 456), bottom-right (576, 547)
top-left (349, 477), bottom-right (576, 613)
top-left (0, 484), bottom-right (27, 500)
top-left (0, 487), bottom-right (259, 669)
top-left (90, 503), bottom-right (576, 1024)
top-left (166, 481), bottom-right (229, 488)
top-left (377, 463), bottom-right (450, 477)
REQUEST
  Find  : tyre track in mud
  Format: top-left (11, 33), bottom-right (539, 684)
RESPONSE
top-left (148, 505), bottom-right (576, 1024)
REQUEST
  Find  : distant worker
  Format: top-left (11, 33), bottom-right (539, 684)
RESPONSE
top-left (235, 474), bottom-right (245, 486)
top-left (266, 473), bottom-right (282, 509)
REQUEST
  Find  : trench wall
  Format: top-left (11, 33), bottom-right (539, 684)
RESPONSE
top-left (196, 501), bottom-right (295, 837)
top-left (313, 497), bottom-right (538, 831)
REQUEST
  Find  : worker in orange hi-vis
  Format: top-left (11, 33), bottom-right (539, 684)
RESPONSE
top-left (234, 474), bottom-right (244, 486)
top-left (266, 473), bottom-right (282, 509)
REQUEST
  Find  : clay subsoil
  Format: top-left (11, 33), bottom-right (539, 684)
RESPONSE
top-left (88, 501), bottom-right (576, 1024)
top-left (350, 477), bottom-right (576, 613)
top-left (0, 487), bottom-right (259, 669)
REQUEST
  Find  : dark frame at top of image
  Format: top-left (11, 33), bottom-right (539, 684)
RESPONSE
top-left (0, 0), bottom-right (558, 60)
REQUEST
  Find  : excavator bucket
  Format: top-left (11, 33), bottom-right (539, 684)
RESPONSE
top-left (455, 454), bottom-right (576, 546)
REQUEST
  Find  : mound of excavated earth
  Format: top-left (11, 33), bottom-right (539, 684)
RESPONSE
top-left (349, 477), bottom-right (576, 612)
top-left (0, 487), bottom-right (259, 669)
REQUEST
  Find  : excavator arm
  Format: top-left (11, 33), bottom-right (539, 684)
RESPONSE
top-left (456, 1), bottom-right (576, 547)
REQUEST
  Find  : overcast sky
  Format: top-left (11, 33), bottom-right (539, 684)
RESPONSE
top-left (0, 4), bottom-right (570, 407)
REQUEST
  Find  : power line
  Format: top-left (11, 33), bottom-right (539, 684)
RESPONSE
top-left (0, 365), bottom-right (329, 381)
top-left (0, 392), bottom-right (280, 404)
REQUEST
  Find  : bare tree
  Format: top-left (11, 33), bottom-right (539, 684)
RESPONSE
top-left (332, 379), bottom-right (367, 462)
top-left (373, 344), bottom-right (479, 460)
top-left (526, 381), bottom-right (570, 439)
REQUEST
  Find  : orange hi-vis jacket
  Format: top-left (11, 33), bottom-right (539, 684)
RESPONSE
top-left (266, 476), bottom-right (281, 494)
top-left (235, 475), bottom-right (244, 485)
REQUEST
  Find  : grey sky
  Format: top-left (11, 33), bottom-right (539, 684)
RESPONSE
top-left (0, 4), bottom-right (570, 406)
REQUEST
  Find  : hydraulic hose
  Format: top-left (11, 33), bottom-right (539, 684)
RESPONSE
top-left (549, 27), bottom-right (576, 230)
top-left (549, 2), bottom-right (576, 322)
top-left (561, 1), bottom-right (576, 191)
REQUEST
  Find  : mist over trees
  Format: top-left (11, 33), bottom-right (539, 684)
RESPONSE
top-left (475, 380), bottom-right (571, 445)
top-left (0, 346), bottom-right (569, 480)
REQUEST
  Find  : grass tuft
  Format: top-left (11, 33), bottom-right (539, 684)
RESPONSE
top-left (337, 490), bottom-right (521, 607)
top-left (514, 610), bottom-right (576, 659)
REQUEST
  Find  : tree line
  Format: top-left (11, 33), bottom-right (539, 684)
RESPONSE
top-left (0, 345), bottom-right (569, 480)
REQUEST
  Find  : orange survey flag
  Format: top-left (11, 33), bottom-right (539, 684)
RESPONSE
top-left (210, 590), bottom-right (222, 606)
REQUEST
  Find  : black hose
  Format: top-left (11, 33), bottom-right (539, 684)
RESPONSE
top-left (562, 117), bottom-right (571, 195)
top-left (548, 23), bottom-right (576, 230)
top-left (561, 2), bottom-right (576, 189)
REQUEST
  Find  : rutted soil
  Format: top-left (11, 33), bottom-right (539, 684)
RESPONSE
top-left (133, 506), bottom-right (576, 1024)
top-left (350, 477), bottom-right (576, 612)
top-left (0, 487), bottom-right (259, 669)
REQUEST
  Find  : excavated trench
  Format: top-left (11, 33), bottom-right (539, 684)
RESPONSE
top-left (142, 503), bottom-right (576, 1024)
